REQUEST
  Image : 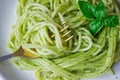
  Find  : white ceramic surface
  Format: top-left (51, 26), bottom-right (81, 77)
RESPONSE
top-left (0, 0), bottom-right (120, 80)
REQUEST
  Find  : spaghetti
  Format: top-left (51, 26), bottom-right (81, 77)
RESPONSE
top-left (8, 0), bottom-right (120, 80)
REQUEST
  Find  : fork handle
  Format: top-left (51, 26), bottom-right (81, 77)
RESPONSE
top-left (0, 54), bottom-right (13, 62)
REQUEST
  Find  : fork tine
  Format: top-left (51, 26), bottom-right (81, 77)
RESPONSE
top-left (51, 19), bottom-right (73, 42)
top-left (60, 26), bottom-right (69, 32)
top-left (61, 21), bottom-right (67, 25)
top-left (62, 30), bottom-right (71, 38)
top-left (51, 34), bottom-right (55, 38)
top-left (51, 26), bottom-right (69, 38)
top-left (65, 35), bottom-right (74, 42)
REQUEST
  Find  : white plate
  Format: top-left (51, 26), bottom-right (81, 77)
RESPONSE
top-left (0, 0), bottom-right (120, 80)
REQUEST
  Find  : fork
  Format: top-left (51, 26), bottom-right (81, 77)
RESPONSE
top-left (0, 47), bottom-right (40, 62)
top-left (0, 21), bottom-right (73, 62)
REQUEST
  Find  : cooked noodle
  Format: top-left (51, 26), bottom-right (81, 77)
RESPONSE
top-left (8, 0), bottom-right (120, 80)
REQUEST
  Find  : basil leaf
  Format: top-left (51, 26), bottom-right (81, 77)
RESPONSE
top-left (94, 1), bottom-right (105, 19)
top-left (89, 19), bottom-right (103, 35)
top-left (104, 15), bottom-right (119, 27)
top-left (78, 0), bottom-right (95, 19)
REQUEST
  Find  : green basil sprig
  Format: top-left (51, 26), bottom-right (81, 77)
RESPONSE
top-left (89, 19), bottom-right (103, 35)
top-left (78, 0), bottom-right (119, 36)
top-left (78, 1), bottom-right (95, 19)
top-left (104, 15), bottom-right (119, 27)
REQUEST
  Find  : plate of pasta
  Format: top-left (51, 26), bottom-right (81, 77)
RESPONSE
top-left (0, 0), bottom-right (120, 80)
